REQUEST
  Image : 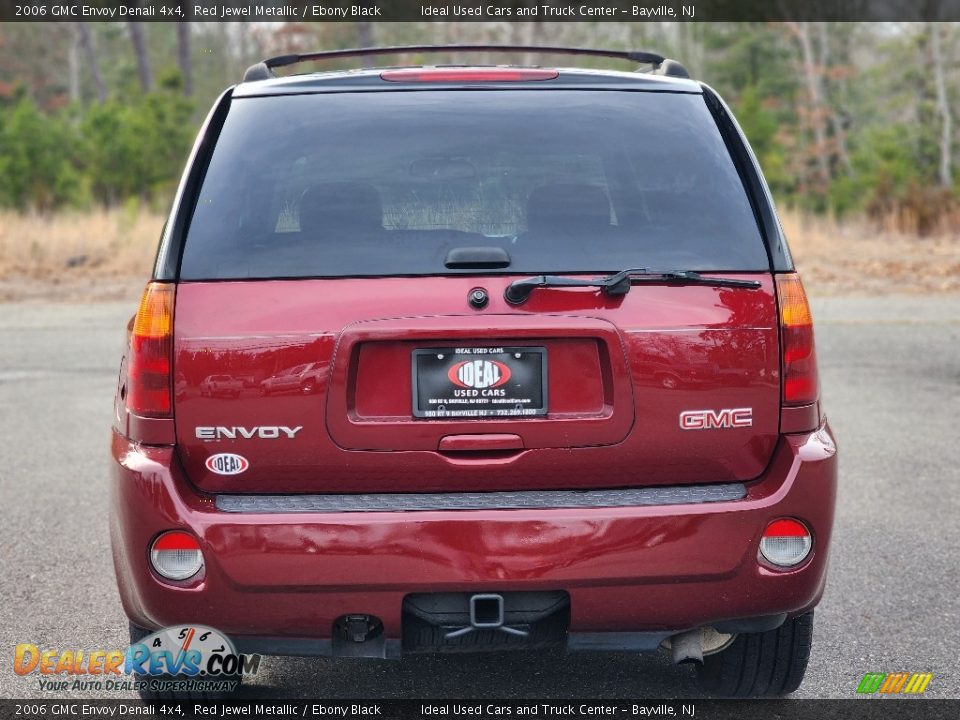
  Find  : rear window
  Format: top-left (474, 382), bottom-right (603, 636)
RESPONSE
top-left (180, 90), bottom-right (768, 279)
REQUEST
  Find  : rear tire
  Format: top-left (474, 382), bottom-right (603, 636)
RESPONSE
top-left (128, 622), bottom-right (243, 700)
top-left (695, 612), bottom-right (813, 697)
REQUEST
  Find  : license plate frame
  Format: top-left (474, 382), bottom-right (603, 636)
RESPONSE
top-left (411, 346), bottom-right (548, 419)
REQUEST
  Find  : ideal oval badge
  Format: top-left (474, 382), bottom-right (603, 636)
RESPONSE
top-left (205, 453), bottom-right (249, 475)
top-left (448, 359), bottom-right (512, 389)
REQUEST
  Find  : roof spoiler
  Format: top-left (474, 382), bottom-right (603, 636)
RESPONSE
top-left (242, 45), bottom-right (690, 83)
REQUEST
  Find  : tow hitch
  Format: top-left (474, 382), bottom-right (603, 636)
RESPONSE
top-left (444, 594), bottom-right (530, 639)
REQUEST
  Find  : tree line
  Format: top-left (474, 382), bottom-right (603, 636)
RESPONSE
top-left (0, 21), bottom-right (956, 233)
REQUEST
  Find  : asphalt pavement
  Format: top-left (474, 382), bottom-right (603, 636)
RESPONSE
top-left (1, 295), bottom-right (957, 699)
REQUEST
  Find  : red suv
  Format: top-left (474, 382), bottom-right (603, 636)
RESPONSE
top-left (110, 46), bottom-right (836, 697)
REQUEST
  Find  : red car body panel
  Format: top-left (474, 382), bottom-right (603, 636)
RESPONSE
top-left (110, 419), bottom-right (836, 641)
top-left (109, 70), bottom-right (835, 666)
top-left (171, 276), bottom-right (781, 494)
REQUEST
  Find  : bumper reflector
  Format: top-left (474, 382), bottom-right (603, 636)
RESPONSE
top-left (759, 518), bottom-right (812, 568)
top-left (150, 531), bottom-right (204, 580)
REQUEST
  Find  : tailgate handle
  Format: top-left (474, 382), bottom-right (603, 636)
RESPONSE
top-left (438, 434), bottom-right (524, 453)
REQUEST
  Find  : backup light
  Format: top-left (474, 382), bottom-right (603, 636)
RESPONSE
top-left (759, 518), bottom-right (812, 568)
top-left (150, 531), bottom-right (204, 581)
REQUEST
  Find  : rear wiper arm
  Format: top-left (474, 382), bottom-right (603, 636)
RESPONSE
top-left (504, 268), bottom-right (761, 305)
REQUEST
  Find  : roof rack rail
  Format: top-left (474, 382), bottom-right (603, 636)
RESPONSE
top-left (241, 45), bottom-right (690, 83)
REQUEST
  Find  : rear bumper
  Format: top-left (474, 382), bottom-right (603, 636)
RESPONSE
top-left (109, 421), bottom-right (836, 653)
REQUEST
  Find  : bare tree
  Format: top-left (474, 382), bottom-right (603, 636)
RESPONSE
top-left (357, 21), bottom-right (375, 68)
top-left (929, 22), bottom-right (953, 188)
top-left (786, 21), bottom-right (831, 192)
top-left (816, 22), bottom-right (853, 175)
top-left (68, 23), bottom-right (80, 102)
top-left (74, 23), bottom-right (106, 103)
top-left (177, 15), bottom-right (192, 96)
top-left (220, 23), bottom-right (234, 87)
top-left (676, 22), bottom-right (704, 78)
top-left (128, 20), bottom-right (152, 93)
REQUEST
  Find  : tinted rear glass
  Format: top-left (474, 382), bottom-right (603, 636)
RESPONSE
top-left (180, 90), bottom-right (768, 279)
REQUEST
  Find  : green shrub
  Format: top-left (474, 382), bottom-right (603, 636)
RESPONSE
top-left (0, 71), bottom-right (194, 211)
top-left (0, 97), bottom-right (80, 211)
top-left (83, 72), bottom-right (193, 206)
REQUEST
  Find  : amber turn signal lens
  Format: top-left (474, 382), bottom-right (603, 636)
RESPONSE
top-left (777, 274), bottom-right (813, 327)
top-left (132, 282), bottom-right (174, 338)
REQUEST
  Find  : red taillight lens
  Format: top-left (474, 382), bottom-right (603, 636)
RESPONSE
top-left (380, 68), bottom-right (559, 83)
top-left (126, 282), bottom-right (174, 418)
top-left (777, 273), bottom-right (818, 405)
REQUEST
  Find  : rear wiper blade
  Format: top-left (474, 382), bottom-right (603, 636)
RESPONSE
top-left (504, 268), bottom-right (761, 305)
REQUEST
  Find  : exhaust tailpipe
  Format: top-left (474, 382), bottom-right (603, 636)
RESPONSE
top-left (670, 629), bottom-right (704, 665)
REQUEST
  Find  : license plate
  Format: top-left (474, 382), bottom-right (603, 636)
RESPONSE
top-left (412, 346), bottom-right (548, 419)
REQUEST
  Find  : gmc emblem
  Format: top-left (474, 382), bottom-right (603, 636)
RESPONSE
top-left (679, 408), bottom-right (753, 430)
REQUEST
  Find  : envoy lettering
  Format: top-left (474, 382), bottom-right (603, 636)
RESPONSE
top-left (195, 426), bottom-right (302, 440)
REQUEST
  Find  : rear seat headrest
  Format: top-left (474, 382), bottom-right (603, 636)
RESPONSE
top-left (299, 182), bottom-right (383, 235)
top-left (526, 184), bottom-right (612, 234)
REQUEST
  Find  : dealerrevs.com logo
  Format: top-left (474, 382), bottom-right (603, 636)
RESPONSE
top-left (14, 625), bottom-right (259, 693)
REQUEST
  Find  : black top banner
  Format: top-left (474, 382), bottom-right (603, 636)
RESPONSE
top-left (1, 0), bottom-right (959, 22)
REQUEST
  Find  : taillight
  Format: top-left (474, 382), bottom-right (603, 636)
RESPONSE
top-left (759, 518), bottom-right (812, 568)
top-left (777, 273), bottom-right (818, 405)
top-left (127, 282), bottom-right (174, 418)
top-left (380, 68), bottom-right (558, 83)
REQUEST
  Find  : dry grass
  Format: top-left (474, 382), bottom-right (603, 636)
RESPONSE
top-left (0, 208), bottom-right (957, 301)
top-left (781, 210), bottom-right (960, 295)
top-left (0, 209), bottom-right (163, 301)
top-left (0, 209), bottom-right (162, 278)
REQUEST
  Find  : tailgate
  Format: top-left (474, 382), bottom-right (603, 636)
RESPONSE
top-left (172, 276), bottom-right (780, 494)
